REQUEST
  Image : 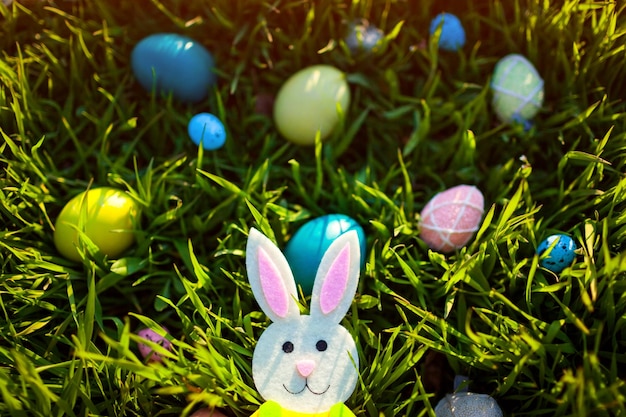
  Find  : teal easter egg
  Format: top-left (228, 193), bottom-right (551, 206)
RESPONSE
top-left (284, 214), bottom-right (366, 295)
top-left (131, 33), bottom-right (216, 103)
top-left (490, 54), bottom-right (544, 124)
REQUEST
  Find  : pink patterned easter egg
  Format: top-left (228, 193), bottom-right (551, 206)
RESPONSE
top-left (419, 185), bottom-right (484, 253)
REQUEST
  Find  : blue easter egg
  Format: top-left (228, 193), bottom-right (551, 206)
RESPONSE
top-left (188, 113), bottom-right (226, 150)
top-left (284, 214), bottom-right (367, 295)
top-left (537, 234), bottom-right (577, 273)
top-left (131, 33), bottom-right (216, 103)
top-left (429, 13), bottom-right (466, 51)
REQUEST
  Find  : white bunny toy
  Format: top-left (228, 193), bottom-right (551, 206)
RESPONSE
top-left (246, 227), bottom-right (361, 417)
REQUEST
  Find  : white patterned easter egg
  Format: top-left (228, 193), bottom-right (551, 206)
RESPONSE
top-left (419, 185), bottom-right (484, 253)
top-left (345, 19), bottom-right (384, 53)
top-left (435, 392), bottom-right (503, 417)
top-left (490, 54), bottom-right (544, 124)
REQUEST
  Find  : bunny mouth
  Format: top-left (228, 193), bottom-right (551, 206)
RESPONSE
top-left (283, 380), bottom-right (330, 396)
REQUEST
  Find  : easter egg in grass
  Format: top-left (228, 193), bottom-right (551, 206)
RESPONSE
top-left (345, 19), bottom-right (384, 53)
top-left (53, 187), bottom-right (140, 262)
top-left (254, 93), bottom-right (275, 117)
top-left (490, 54), bottom-right (544, 125)
top-left (537, 234), bottom-right (577, 273)
top-left (137, 326), bottom-right (172, 363)
top-left (273, 65), bottom-right (350, 145)
top-left (419, 185), bottom-right (484, 253)
top-left (429, 13), bottom-right (466, 52)
top-left (189, 408), bottom-right (228, 417)
top-left (435, 392), bottom-right (503, 417)
top-left (188, 112), bottom-right (226, 150)
top-left (131, 33), bottom-right (216, 103)
top-left (284, 214), bottom-right (366, 296)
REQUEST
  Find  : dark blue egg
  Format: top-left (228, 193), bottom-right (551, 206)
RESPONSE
top-left (284, 214), bottom-right (366, 296)
top-left (537, 234), bottom-right (577, 273)
top-left (131, 33), bottom-right (216, 103)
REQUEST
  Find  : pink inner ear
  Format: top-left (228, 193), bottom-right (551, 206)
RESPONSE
top-left (258, 248), bottom-right (289, 318)
top-left (320, 245), bottom-right (351, 315)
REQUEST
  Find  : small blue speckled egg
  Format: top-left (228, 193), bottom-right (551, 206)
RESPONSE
top-left (284, 214), bottom-right (367, 296)
top-left (188, 113), bottom-right (226, 150)
top-left (537, 234), bottom-right (577, 273)
top-left (429, 13), bottom-right (466, 52)
top-left (131, 33), bottom-right (216, 103)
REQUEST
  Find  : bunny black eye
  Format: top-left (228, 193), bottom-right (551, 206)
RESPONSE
top-left (282, 341), bottom-right (294, 353)
top-left (316, 340), bottom-right (327, 352)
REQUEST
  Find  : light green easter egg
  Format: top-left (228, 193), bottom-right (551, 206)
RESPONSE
top-left (490, 54), bottom-right (544, 124)
top-left (273, 65), bottom-right (350, 146)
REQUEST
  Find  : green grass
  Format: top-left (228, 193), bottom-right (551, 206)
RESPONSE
top-left (1, 0), bottom-right (625, 416)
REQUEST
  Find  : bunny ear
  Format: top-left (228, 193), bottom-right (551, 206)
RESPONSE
top-left (310, 230), bottom-right (361, 323)
top-left (246, 228), bottom-right (300, 322)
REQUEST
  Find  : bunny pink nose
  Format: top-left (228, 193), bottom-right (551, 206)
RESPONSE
top-left (296, 360), bottom-right (316, 377)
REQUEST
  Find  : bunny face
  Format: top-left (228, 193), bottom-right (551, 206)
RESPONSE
top-left (252, 317), bottom-right (358, 413)
top-left (246, 228), bottom-right (361, 414)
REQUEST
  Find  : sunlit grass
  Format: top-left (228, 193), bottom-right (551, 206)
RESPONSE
top-left (1, 0), bottom-right (625, 416)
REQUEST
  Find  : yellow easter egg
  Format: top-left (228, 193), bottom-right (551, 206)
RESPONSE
top-left (54, 187), bottom-right (140, 262)
top-left (273, 65), bottom-right (350, 146)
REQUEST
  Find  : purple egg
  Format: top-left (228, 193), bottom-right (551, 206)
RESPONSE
top-left (137, 326), bottom-right (172, 362)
